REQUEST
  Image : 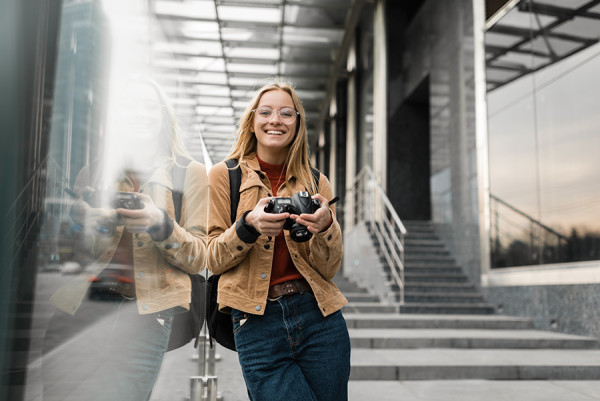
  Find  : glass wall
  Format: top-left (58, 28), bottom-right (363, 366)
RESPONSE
top-left (486, 1), bottom-right (600, 268)
top-left (26, 1), bottom-right (210, 399)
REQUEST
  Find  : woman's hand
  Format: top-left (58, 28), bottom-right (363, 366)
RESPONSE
top-left (245, 197), bottom-right (290, 237)
top-left (69, 187), bottom-right (122, 234)
top-left (290, 194), bottom-right (333, 234)
top-left (116, 193), bottom-right (165, 233)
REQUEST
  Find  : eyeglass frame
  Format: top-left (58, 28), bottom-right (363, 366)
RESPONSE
top-left (251, 106), bottom-right (300, 125)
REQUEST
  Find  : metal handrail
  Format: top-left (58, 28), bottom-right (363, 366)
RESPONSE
top-left (346, 165), bottom-right (406, 304)
top-left (490, 193), bottom-right (569, 266)
top-left (490, 194), bottom-right (567, 241)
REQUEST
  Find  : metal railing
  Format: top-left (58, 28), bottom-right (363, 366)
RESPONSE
top-left (345, 166), bottom-right (406, 304)
top-left (490, 194), bottom-right (570, 267)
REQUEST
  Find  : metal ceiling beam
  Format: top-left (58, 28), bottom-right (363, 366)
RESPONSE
top-left (156, 13), bottom-right (344, 30)
top-left (518, 0), bottom-right (600, 20)
top-left (157, 35), bottom-right (338, 51)
top-left (485, 44), bottom-right (551, 59)
top-left (489, 24), bottom-right (591, 43)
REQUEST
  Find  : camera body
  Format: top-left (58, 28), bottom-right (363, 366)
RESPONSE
top-left (111, 192), bottom-right (144, 210)
top-left (264, 191), bottom-right (321, 242)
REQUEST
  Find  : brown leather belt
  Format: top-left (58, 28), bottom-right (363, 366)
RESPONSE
top-left (268, 279), bottom-right (312, 299)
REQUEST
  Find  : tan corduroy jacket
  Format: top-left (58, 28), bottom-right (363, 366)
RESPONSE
top-left (50, 160), bottom-right (207, 315)
top-left (205, 154), bottom-right (347, 317)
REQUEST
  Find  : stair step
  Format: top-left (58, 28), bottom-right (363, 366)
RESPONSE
top-left (345, 293), bottom-right (381, 303)
top-left (343, 314), bottom-right (534, 330)
top-left (404, 282), bottom-right (477, 293)
top-left (404, 238), bottom-right (444, 247)
top-left (334, 276), bottom-right (368, 294)
top-left (403, 247), bottom-right (449, 255)
top-left (344, 303), bottom-right (398, 314)
top-left (404, 292), bottom-right (485, 303)
top-left (401, 266), bottom-right (463, 274)
top-left (348, 381), bottom-right (600, 401)
top-left (405, 254), bottom-right (456, 263)
top-left (350, 349), bottom-right (600, 380)
top-left (348, 328), bottom-right (599, 349)
top-left (404, 273), bottom-right (470, 283)
top-left (400, 302), bottom-right (495, 314)
top-left (404, 232), bottom-right (439, 240)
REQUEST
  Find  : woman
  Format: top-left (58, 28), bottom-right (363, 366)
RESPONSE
top-left (46, 77), bottom-right (207, 401)
top-left (206, 82), bottom-right (351, 401)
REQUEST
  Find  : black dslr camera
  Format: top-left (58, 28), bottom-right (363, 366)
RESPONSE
top-left (264, 191), bottom-right (321, 242)
top-left (111, 192), bottom-right (144, 210)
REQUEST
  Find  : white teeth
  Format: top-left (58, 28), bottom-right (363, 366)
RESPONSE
top-left (267, 131), bottom-right (284, 135)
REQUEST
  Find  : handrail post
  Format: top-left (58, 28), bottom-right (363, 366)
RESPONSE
top-left (189, 327), bottom-right (219, 401)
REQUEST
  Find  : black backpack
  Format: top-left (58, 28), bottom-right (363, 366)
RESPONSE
top-left (206, 159), bottom-right (320, 351)
top-left (166, 159), bottom-right (206, 352)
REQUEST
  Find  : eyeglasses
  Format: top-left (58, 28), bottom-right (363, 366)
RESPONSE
top-left (252, 107), bottom-right (299, 125)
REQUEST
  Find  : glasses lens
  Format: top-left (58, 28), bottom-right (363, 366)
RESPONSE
top-left (279, 108), bottom-right (297, 124)
top-left (256, 107), bottom-right (273, 120)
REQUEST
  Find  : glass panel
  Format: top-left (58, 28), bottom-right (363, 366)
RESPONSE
top-left (486, 3), bottom-right (600, 268)
top-left (27, 1), bottom-right (210, 399)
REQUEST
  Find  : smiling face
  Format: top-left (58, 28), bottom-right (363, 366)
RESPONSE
top-left (253, 89), bottom-right (298, 164)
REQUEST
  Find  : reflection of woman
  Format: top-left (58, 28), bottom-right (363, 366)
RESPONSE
top-left (206, 82), bottom-right (350, 400)
top-left (46, 78), bottom-right (207, 401)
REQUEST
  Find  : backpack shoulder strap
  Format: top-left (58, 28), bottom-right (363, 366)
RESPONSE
top-left (172, 156), bottom-right (192, 223)
top-left (225, 159), bottom-right (241, 225)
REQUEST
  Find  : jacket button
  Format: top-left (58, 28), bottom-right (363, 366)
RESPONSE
top-left (139, 272), bottom-right (145, 278)
top-left (137, 241), bottom-right (144, 247)
top-left (264, 244), bottom-right (270, 250)
top-left (165, 244), bottom-right (172, 249)
top-left (142, 304), bottom-right (149, 311)
top-left (255, 305), bottom-right (261, 311)
top-left (260, 273), bottom-right (267, 279)
top-left (237, 245), bottom-right (243, 251)
top-left (327, 234), bottom-right (332, 241)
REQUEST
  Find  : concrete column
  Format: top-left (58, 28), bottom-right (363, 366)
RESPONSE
top-left (373, 0), bottom-right (388, 192)
top-left (345, 46), bottom-right (357, 232)
top-left (473, 0), bottom-right (492, 284)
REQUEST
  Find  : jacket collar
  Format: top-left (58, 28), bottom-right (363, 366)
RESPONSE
top-left (239, 153), bottom-right (301, 195)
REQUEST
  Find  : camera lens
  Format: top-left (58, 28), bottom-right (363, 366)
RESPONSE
top-left (290, 224), bottom-right (312, 242)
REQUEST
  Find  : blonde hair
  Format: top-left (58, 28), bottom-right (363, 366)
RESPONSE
top-left (123, 76), bottom-right (194, 167)
top-left (227, 82), bottom-right (317, 194)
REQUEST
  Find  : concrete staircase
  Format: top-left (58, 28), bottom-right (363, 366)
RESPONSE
top-left (338, 220), bottom-right (600, 399)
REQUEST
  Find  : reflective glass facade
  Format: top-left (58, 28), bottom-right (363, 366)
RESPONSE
top-left (486, 2), bottom-right (600, 268)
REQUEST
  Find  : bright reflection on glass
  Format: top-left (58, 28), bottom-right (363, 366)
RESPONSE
top-left (32, 1), bottom-right (209, 400)
top-left (486, 3), bottom-right (600, 268)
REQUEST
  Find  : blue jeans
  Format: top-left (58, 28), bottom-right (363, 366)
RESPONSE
top-left (232, 292), bottom-right (351, 401)
top-left (42, 300), bottom-right (174, 401)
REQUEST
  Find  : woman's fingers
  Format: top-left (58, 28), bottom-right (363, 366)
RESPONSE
top-left (116, 193), bottom-right (165, 232)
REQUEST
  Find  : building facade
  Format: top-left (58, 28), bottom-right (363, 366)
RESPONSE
top-left (324, 0), bottom-right (600, 338)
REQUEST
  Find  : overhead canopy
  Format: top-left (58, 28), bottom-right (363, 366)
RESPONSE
top-left (151, 0), bottom-right (352, 163)
top-left (485, 0), bottom-right (600, 91)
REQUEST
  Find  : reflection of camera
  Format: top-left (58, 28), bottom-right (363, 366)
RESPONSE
top-left (112, 192), bottom-right (144, 210)
top-left (264, 191), bottom-right (321, 242)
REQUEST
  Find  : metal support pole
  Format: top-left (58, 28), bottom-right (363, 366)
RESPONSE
top-left (190, 376), bottom-right (218, 401)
